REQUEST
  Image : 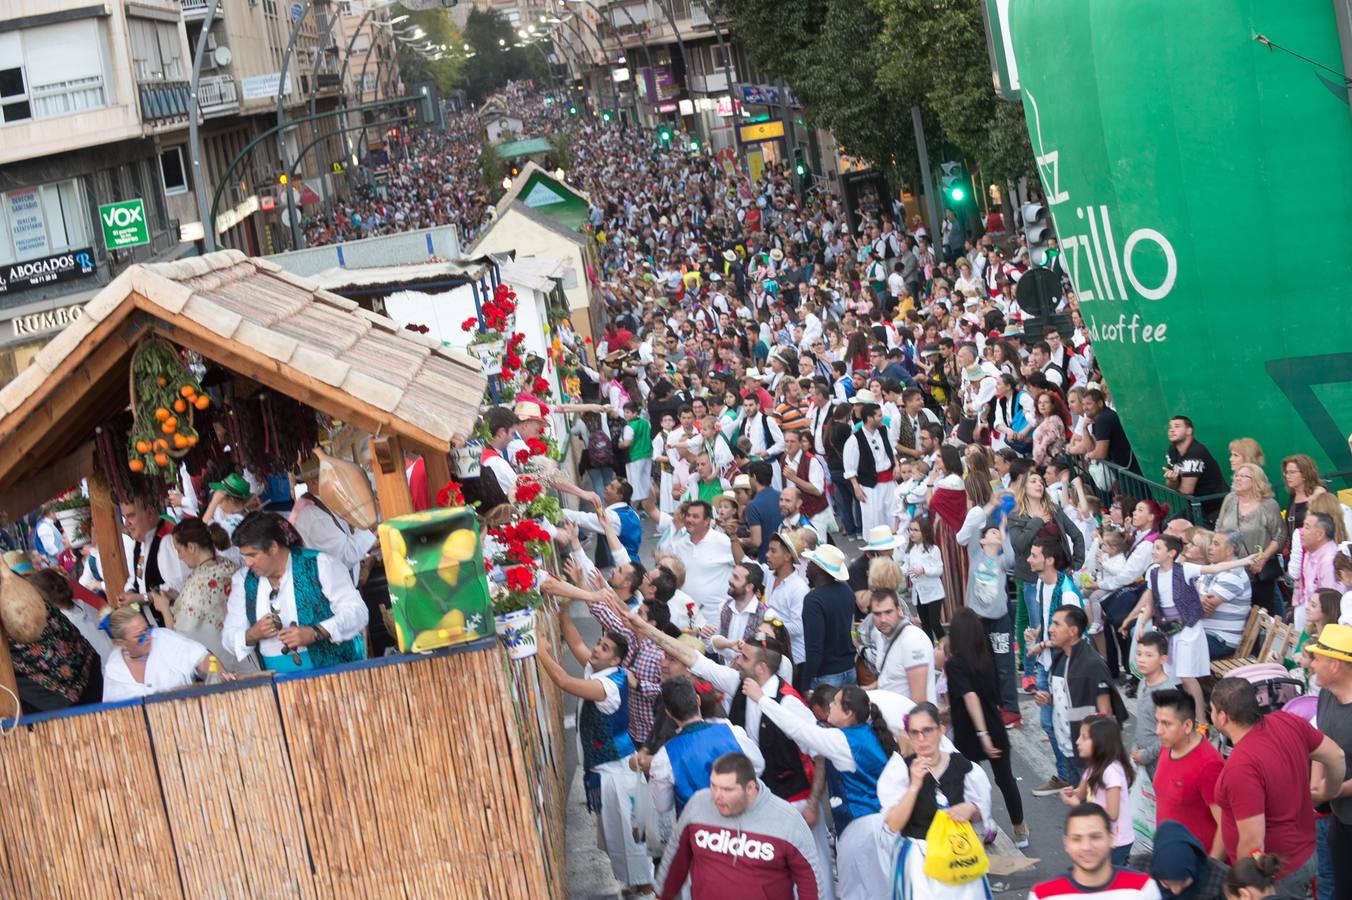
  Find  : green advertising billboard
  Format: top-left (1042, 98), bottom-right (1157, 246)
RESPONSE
top-left (1008, 1), bottom-right (1352, 483)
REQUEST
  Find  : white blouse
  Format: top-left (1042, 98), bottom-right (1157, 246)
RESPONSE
top-left (102, 628), bottom-right (208, 702)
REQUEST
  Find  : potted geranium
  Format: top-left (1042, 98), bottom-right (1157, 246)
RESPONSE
top-left (48, 490), bottom-right (92, 549)
top-left (488, 517), bottom-right (552, 659)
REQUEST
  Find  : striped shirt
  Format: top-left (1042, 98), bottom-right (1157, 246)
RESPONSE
top-left (1029, 868), bottom-right (1162, 899)
top-left (1197, 568), bottom-right (1252, 646)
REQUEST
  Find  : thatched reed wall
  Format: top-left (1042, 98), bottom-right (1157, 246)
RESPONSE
top-left (0, 635), bottom-right (566, 899)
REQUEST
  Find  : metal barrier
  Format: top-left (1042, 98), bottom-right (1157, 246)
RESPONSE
top-left (1074, 458), bottom-right (1228, 526)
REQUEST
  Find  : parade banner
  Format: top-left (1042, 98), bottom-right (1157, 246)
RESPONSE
top-left (1009, 1), bottom-right (1352, 479)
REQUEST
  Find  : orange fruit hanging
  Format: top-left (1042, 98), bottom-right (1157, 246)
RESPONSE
top-left (185, 435), bottom-right (198, 447)
top-left (134, 440), bottom-right (151, 454)
top-left (156, 377), bottom-right (167, 387)
top-left (153, 453), bottom-right (169, 466)
top-left (180, 385), bottom-right (195, 398)
top-left (173, 399), bottom-right (187, 413)
top-left (173, 434), bottom-right (188, 449)
top-left (194, 395), bottom-right (210, 410)
top-left (154, 407), bottom-right (170, 421)
top-left (155, 438), bottom-right (169, 451)
top-left (129, 459), bottom-right (145, 473)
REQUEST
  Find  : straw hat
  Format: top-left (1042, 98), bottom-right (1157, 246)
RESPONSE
top-left (862, 525), bottom-right (904, 552)
top-left (769, 529), bottom-right (801, 561)
top-left (850, 389), bottom-right (879, 406)
top-left (806, 544), bottom-right (849, 581)
top-left (513, 397), bottom-right (549, 423)
top-left (722, 249), bottom-right (737, 262)
top-left (770, 248), bottom-right (784, 262)
top-left (1309, 624), bottom-right (1352, 663)
top-left (3, 550), bottom-right (32, 574)
top-left (732, 474), bottom-right (753, 491)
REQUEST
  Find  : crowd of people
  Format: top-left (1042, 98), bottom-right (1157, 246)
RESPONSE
top-left (8, 471), bottom-right (378, 710)
top-left (8, 89), bottom-right (1352, 900)
top-left (472, 109), bottom-right (1352, 899)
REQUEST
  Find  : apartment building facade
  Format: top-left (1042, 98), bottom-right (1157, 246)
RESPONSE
top-left (0, 0), bottom-right (391, 384)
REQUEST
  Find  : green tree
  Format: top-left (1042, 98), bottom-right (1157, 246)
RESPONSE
top-left (461, 8), bottom-right (548, 104)
top-left (871, 0), bottom-right (1034, 184)
top-left (396, 8), bottom-right (468, 98)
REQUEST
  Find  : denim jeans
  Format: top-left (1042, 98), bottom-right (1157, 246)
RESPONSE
top-left (810, 668), bottom-right (858, 691)
top-left (1316, 816), bottom-right (1335, 900)
top-left (981, 610), bottom-right (1019, 715)
top-left (587, 465), bottom-right (614, 500)
top-left (1204, 631), bottom-right (1236, 662)
top-left (1020, 580), bottom-right (1041, 676)
top-left (1036, 660), bottom-right (1076, 784)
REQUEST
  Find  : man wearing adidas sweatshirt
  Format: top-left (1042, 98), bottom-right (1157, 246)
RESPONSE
top-left (658, 752), bottom-right (824, 900)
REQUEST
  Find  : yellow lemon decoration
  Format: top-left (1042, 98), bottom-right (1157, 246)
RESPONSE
top-left (411, 629), bottom-right (452, 652)
top-left (441, 528), bottom-right (478, 563)
top-left (438, 608), bottom-right (465, 637)
top-left (437, 560), bottom-right (460, 586)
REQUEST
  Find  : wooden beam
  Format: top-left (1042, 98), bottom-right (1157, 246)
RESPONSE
top-left (0, 313), bottom-right (139, 496)
top-left (0, 617), bottom-right (17, 720)
top-left (136, 299), bottom-right (454, 454)
top-left (0, 441), bottom-right (94, 518)
top-left (88, 472), bottom-right (128, 606)
top-left (370, 435), bottom-right (412, 521)
top-left (422, 450), bottom-right (451, 505)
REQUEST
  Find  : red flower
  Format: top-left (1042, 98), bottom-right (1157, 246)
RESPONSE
top-left (515, 479), bottom-right (543, 504)
top-left (532, 376), bottom-right (550, 394)
top-left (510, 332), bottom-right (527, 348)
top-left (504, 351), bottom-right (522, 370)
top-left (460, 317), bottom-right (478, 332)
top-left (207, 579), bottom-right (218, 590)
top-left (437, 479), bottom-right (465, 507)
top-left (514, 448), bottom-right (531, 466)
top-left (506, 565), bottom-right (535, 592)
top-left (526, 437), bottom-right (548, 457)
top-left (584, 336), bottom-right (593, 344)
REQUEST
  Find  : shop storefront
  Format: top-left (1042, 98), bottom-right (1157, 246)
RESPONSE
top-left (0, 248), bottom-right (100, 383)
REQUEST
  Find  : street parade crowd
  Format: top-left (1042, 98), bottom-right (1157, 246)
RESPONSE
top-left (5, 88), bottom-right (1352, 900)
top-left (496, 102), bottom-right (1348, 900)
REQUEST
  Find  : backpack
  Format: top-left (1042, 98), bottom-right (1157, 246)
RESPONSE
top-left (588, 427), bottom-right (615, 467)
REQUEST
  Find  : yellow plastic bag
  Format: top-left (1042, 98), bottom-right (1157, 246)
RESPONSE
top-left (923, 809), bottom-right (989, 885)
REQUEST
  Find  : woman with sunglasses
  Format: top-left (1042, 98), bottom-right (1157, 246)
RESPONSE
top-left (877, 701), bottom-right (994, 900)
top-left (101, 605), bottom-right (221, 702)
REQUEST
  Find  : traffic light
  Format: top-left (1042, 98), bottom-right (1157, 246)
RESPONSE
top-left (792, 146), bottom-right (807, 178)
top-left (658, 126), bottom-right (672, 145)
top-left (688, 138), bottom-right (700, 152)
top-left (567, 103), bottom-right (578, 116)
top-left (602, 110), bottom-right (612, 123)
top-left (1021, 201), bottom-right (1051, 265)
top-left (278, 172), bottom-right (289, 186)
top-left (939, 161), bottom-right (968, 205)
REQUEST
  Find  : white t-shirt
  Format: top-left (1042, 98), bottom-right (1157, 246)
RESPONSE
top-left (1148, 562), bottom-right (1203, 619)
top-left (874, 622), bottom-right (936, 704)
top-left (102, 628), bottom-right (208, 702)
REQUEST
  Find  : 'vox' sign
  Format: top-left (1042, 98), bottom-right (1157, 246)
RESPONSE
top-left (99, 199), bottom-right (149, 250)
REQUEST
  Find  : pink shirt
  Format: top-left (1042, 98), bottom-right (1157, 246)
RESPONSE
top-left (1085, 761), bottom-right (1134, 848)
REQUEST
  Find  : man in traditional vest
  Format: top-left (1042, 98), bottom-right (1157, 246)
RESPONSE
top-left (559, 480), bottom-right (642, 568)
top-left (779, 427), bottom-right (834, 543)
top-left (537, 629), bottom-right (654, 894)
top-left (121, 494), bottom-right (189, 624)
top-left (619, 401), bottom-right (654, 506)
top-left (841, 391), bottom-right (896, 534)
top-left (649, 677), bottom-right (763, 816)
top-left (480, 405), bottom-right (519, 496)
top-left (222, 512), bottom-right (368, 672)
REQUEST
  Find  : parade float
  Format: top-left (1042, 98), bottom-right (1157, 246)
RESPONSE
top-left (0, 251), bottom-right (571, 898)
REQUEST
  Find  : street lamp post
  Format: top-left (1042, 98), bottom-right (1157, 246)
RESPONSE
top-left (188, 0), bottom-right (224, 252)
top-left (564, 0), bottom-right (648, 123)
top-left (557, 12), bottom-right (618, 120)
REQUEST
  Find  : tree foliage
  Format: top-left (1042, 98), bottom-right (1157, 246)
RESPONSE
top-left (395, 8), bottom-right (467, 98)
top-left (461, 8), bottom-right (548, 105)
top-left (871, 0), bottom-right (1034, 184)
top-left (720, 0), bottom-right (1034, 186)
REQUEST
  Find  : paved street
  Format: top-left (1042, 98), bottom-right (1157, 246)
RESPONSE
top-left (561, 521), bottom-right (1071, 898)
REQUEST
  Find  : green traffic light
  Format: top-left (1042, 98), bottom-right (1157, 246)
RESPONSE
top-left (689, 139), bottom-right (700, 151)
top-left (659, 129), bottom-right (672, 142)
top-left (950, 186), bottom-right (966, 202)
top-left (795, 163), bottom-right (806, 176)
top-left (602, 111), bottom-right (612, 122)
top-left (568, 105), bottom-right (577, 115)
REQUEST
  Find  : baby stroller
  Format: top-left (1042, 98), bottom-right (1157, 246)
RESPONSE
top-left (1210, 662), bottom-right (1307, 756)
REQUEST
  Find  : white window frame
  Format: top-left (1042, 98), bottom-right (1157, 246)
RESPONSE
top-left (0, 179), bottom-right (90, 267)
top-left (160, 146), bottom-right (189, 196)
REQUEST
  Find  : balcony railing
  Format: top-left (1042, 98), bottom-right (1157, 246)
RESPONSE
top-left (198, 74), bottom-right (240, 117)
top-left (180, 0), bottom-right (215, 19)
top-left (138, 81), bottom-right (191, 125)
